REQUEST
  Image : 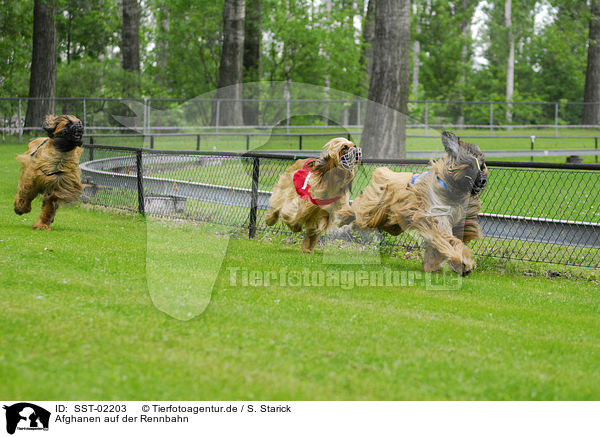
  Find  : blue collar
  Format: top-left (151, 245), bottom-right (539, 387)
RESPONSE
top-left (411, 171), bottom-right (448, 190)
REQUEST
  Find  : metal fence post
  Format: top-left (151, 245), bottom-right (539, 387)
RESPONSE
top-left (215, 99), bottom-right (220, 132)
top-left (83, 97), bottom-right (87, 129)
top-left (18, 98), bottom-right (22, 143)
top-left (286, 100), bottom-right (290, 135)
top-left (596, 137), bottom-right (598, 164)
top-left (246, 134), bottom-right (250, 151)
top-left (489, 103), bottom-right (494, 136)
top-left (143, 98), bottom-right (148, 136)
top-left (299, 135), bottom-right (303, 150)
top-left (554, 102), bottom-right (559, 137)
top-left (136, 150), bottom-right (145, 216)
top-left (424, 100), bottom-right (429, 135)
top-left (530, 136), bottom-right (535, 162)
top-left (196, 134), bottom-right (201, 151)
top-left (248, 157), bottom-right (260, 239)
top-left (147, 101), bottom-right (151, 135)
top-left (357, 100), bottom-right (361, 126)
top-left (150, 135), bottom-right (154, 149)
top-left (88, 141), bottom-right (94, 161)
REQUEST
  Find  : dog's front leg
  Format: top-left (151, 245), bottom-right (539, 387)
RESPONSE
top-left (422, 244), bottom-right (445, 272)
top-left (429, 233), bottom-right (476, 276)
top-left (301, 215), bottom-right (328, 253)
top-left (446, 244), bottom-right (476, 276)
top-left (33, 194), bottom-right (59, 230)
top-left (420, 220), bottom-right (476, 276)
top-left (14, 172), bottom-right (40, 215)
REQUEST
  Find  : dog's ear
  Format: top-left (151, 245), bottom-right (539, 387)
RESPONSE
top-left (42, 115), bottom-right (57, 137)
top-left (441, 130), bottom-right (459, 158)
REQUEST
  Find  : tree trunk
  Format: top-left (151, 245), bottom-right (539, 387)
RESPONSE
top-left (362, 0), bottom-right (376, 79)
top-left (215, 0), bottom-right (245, 127)
top-left (411, 2), bottom-right (420, 97)
top-left (361, 0), bottom-right (411, 158)
top-left (243, 0), bottom-right (261, 125)
top-left (156, 2), bottom-right (169, 88)
top-left (122, 0), bottom-right (140, 95)
top-left (583, 0), bottom-right (600, 125)
top-left (457, 0), bottom-right (472, 127)
top-left (25, 0), bottom-right (57, 129)
top-left (505, 0), bottom-right (514, 125)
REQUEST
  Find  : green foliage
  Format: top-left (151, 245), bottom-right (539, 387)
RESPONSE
top-left (55, 0), bottom-right (121, 63)
top-left (142, 0), bottom-right (225, 98)
top-left (416, 0), bottom-right (478, 101)
top-left (0, 0), bottom-right (33, 96)
top-left (0, 0), bottom-right (595, 119)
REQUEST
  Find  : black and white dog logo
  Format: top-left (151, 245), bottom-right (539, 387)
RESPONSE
top-left (3, 403), bottom-right (50, 435)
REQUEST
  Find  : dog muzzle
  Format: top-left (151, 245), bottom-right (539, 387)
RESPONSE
top-left (56, 122), bottom-right (84, 146)
top-left (340, 147), bottom-right (362, 171)
top-left (471, 170), bottom-right (487, 195)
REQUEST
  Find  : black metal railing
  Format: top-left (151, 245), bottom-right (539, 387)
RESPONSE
top-left (79, 144), bottom-right (600, 268)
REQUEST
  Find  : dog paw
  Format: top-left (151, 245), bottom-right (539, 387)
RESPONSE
top-left (33, 222), bottom-right (51, 231)
top-left (14, 204), bottom-right (31, 215)
top-left (448, 259), bottom-right (476, 276)
top-left (300, 248), bottom-right (314, 254)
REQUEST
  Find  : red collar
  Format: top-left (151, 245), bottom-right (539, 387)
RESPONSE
top-left (293, 159), bottom-right (342, 206)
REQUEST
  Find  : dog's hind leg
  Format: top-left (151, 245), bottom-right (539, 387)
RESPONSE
top-left (33, 194), bottom-right (59, 230)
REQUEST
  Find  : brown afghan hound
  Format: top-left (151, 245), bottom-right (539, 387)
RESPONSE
top-left (265, 137), bottom-right (362, 253)
top-left (14, 114), bottom-right (84, 230)
top-left (338, 131), bottom-right (487, 275)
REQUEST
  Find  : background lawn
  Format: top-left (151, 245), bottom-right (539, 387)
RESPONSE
top-left (1, 143), bottom-right (600, 400)
top-left (4, 126), bottom-right (600, 163)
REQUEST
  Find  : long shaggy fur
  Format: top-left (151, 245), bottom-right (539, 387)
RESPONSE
top-left (14, 114), bottom-right (84, 230)
top-left (338, 131), bottom-right (487, 275)
top-left (265, 137), bottom-right (361, 253)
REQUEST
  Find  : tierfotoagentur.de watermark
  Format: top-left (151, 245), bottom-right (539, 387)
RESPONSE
top-left (226, 267), bottom-right (462, 291)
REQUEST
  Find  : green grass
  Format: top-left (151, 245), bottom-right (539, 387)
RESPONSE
top-left (1, 143), bottom-right (600, 400)
top-left (6, 126), bottom-right (600, 163)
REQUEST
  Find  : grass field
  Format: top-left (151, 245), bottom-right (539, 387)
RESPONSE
top-left (1, 143), bottom-right (600, 400)
top-left (4, 127), bottom-right (600, 163)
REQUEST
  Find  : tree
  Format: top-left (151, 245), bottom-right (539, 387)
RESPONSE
top-left (243, 0), bottom-right (261, 125)
top-left (505, 0), bottom-right (514, 124)
top-left (583, 0), bottom-right (600, 125)
top-left (0, 0), bottom-right (33, 97)
top-left (214, 0), bottom-right (245, 126)
top-left (25, 0), bottom-right (57, 128)
top-left (121, 0), bottom-right (140, 95)
top-left (415, 0), bottom-right (477, 125)
top-left (411, 1), bottom-right (420, 97)
top-left (361, 0), bottom-right (410, 158)
top-left (362, 0), bottom-right (376, 80)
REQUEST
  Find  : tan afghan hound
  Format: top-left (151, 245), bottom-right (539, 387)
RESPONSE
top-left (14, 114), bottom-right (84, 230)
top-left (265, 137), bottom-right (362, 253)
top-left (338, 131), bottom-right (487, 275)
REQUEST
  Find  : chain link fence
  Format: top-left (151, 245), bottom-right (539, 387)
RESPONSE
top-left (79, 144), bottom-right (600, 269)
top-left (3, 97), bottom-right (600, 140)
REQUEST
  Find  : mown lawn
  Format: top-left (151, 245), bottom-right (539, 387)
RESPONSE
top-left (5, 126), bottom-right (600, 163)
top-left (1, 143), bottom-right (600, 400)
